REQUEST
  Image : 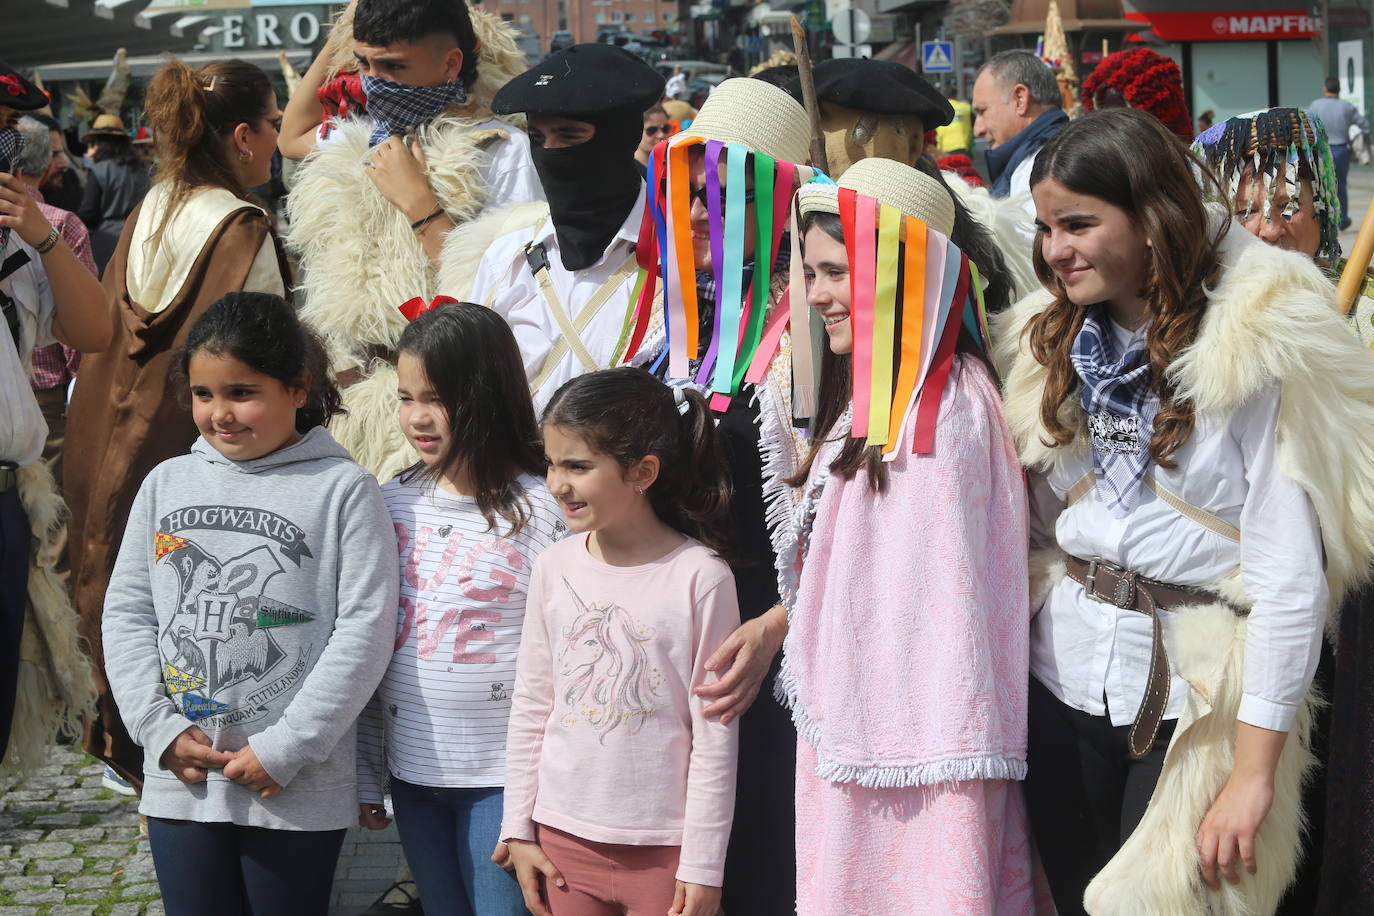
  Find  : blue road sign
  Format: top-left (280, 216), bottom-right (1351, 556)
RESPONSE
top-left (922, 40), bottom-right (954, 73)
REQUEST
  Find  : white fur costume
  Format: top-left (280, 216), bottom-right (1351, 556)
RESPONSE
top-left (993, 221), bottom-right (1374, 915)
top-left (3, 464), bottom-right (97, 774)
top-left (285, 10), bottom-right (529, 481)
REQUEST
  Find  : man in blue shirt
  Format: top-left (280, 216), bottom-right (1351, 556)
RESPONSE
top-left (1309, 76), bottom-right (1371, 230)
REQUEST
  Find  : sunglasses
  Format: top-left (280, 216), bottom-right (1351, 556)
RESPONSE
top-left (644, 125), bottom-right (669, 136)
top-left (688, 184), bottom-right (756, 206)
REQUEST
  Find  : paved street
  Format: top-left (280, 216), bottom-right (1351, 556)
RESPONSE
top-left (0, 748), bottom-right (407, 916)
top-left (1339, 164), bottom-right (1374, 255)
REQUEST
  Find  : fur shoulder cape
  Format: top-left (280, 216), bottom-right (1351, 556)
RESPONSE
top-left (286, 111), bottom-right (516, 369)
top-left (994, 221), bottom-right (1374, 612)
top-left (435, 200), bottom-right (551, 302)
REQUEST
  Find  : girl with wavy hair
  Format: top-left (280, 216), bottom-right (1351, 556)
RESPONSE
top-left (996, 107), bottom-right (1374, 916)
top-left (501, 367), bottom-right (740, 916)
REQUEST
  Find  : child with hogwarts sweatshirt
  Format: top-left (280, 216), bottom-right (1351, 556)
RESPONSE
top-left (102, 293), bottom-right (398, 916)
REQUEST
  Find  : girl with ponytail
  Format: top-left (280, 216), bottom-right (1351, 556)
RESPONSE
top-left (64, 56), bottom-right (293, 795)
top-left (500, 367), bottom-right (740, 916)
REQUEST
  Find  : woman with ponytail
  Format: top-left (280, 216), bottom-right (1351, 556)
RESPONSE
top-left (500, 367), bottom-right (740, 916)
top-left (64, 57), bottom-right (291, 792)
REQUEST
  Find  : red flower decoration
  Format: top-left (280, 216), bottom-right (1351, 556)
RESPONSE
top-left (0, 74), bottom-right (24, 98)
top-left (398, 295), bottom-right (461, 321)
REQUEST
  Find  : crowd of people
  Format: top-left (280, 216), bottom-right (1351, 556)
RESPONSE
top-left (3, 2), bottom-right (1374, 915)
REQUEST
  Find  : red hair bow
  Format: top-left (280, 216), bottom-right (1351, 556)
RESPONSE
top-left (398, 295), bottom-right (460, 321)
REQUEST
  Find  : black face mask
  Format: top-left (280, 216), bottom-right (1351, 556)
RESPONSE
top-left (530, 112), bottom-right (644, 271)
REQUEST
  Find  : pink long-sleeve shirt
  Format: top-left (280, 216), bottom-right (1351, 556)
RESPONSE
top-left (501, 534), bottom-right (740, 887)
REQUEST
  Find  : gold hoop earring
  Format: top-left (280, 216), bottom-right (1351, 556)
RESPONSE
top-left (239, 149), bottom-right (252, 162)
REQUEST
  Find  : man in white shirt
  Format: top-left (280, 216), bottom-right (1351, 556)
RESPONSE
top-left (457, 44), bottom-right (665, 411)
top-left (972, 49), bottom-right (1068, 240)
top-left (277, 0), bottom-right (545, 478)
top-left (0, 60), bottom-right (111, 765)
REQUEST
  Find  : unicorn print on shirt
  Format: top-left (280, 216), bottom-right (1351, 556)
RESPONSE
top-left (557, 579), bottom-right (662, 742)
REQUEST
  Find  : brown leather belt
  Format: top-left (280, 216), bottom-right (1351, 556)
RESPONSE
top-left (1065, 555), bottom-right (1237, 759)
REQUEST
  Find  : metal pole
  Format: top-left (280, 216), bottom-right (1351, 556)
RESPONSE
top-left (955, 33), bottom-right (963, 98)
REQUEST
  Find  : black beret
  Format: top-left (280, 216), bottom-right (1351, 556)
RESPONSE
top-left (812, 58), bottom-right (953, 128)
top-left (492, 44), bottom-right (665, 119)
top-left (0, 61), bottom-right (48, 112)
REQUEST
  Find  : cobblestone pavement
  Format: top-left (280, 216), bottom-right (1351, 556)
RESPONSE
top-left (0, 747), bottom-right (408, 916)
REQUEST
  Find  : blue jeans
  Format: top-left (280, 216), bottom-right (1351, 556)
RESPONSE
top-left (146, 817), bottom-right (346, 916)
top-left (1332, 143), bottom-right (1351, 226)
top-left (389, 778), bottom-right (528, 916)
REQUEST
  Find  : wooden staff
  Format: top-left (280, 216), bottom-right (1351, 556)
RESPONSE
top-left (1337, 194), bottom-right (1374, 315)
top-left (790, 15), bottom-right (829, 175)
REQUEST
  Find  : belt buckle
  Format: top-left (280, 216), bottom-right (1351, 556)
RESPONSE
top-left (1085, 555), bottom-right (1136, 608)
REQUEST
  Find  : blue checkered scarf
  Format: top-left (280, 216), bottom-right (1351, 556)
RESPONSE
top-left (360, 74), bottom-right (466, 146)
top-left (1070, 310), bottom-right (1158, 517)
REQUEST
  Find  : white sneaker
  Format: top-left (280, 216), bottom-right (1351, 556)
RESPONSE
top-left (101, 765), bottom-right (137, 797)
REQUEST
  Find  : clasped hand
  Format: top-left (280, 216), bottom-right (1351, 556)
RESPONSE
top-left (160, 726), bottom-right (282, 799)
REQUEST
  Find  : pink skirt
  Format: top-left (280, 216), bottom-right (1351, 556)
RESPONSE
top-left (796, 740), bottom-right (1054, 915)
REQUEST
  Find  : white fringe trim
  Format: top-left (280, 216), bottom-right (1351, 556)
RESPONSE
top-left (755, 379), bottom-right (803, 609)
top-left (777, 652), bottom-right (1027, 789)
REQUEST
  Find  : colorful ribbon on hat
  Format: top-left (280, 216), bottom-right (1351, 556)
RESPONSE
top-left (805, 187), bottom-right (993, 456)
top-left (629, 133), bottom-right (816, 414)
top-left (398, 294), bottom-right (461, 321)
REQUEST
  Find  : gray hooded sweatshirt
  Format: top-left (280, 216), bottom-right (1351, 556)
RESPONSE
top-left (103, 427), bottom-right (399, 831)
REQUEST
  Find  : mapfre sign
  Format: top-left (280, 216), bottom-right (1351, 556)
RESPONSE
top-left (1125, 10), bottom-right (1316, 41)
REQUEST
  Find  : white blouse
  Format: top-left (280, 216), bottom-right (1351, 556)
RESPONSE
top-left (1029, 324), bottom-right (1327, 734)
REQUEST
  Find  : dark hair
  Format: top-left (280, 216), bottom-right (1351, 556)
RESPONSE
top-left (790, 210), bottom-right (990, 493)
top-left (90, 133), bottom-right (140, 169)
top-left (176, 292), bottom-right (342, 434)
top-left (1325, 76), bottom-right (1341, 95)
top-left (643, 103), bottom-right (667, 120)
top-left (396, 302), bottom-right (547, 534)
top-left (751, 65), bottom-right (799, 89)
top-left (542, 368), bottom-right (735, 559)
top-left (353, 0), bottom-right (479, 90)
top-left (145, 57), bottom-right (275, 250)
top-left (1026, 108), bottom-right (1227, 466)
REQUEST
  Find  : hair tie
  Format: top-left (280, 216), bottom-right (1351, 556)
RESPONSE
top-left (668, 381), bottom-right (703, 416)
top-left (398, 294), bottom-right (460, 321)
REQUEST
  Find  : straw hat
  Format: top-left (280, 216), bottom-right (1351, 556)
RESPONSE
top-left (82, 113), bottom-right (128, 142)
top-left (797, 157), bottom-right (955, 237)
top-left (675, 77), bottom-right (810, 164)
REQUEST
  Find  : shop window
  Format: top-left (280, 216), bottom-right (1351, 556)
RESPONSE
top-left (1192, 41), bottom-right (1268, 121)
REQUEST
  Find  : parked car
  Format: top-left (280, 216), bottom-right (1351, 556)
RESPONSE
top-left (550, 30), bottom-right (575, 53)
top-left (653, 59), bottom-right (729, 85)
top-left (514, 28), bottom-right (542, 66)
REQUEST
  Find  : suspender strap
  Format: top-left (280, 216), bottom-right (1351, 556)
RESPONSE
top-left (1064, 470), bottom-right (1241, 544)
top-left (526, 242), bottom-right (639, 396)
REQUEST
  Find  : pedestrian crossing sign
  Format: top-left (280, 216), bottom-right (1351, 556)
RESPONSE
top-left (922, 41), bottom-right (954, 73)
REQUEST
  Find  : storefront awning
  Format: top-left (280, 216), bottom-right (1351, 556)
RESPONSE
top-left (1, 0), bottom-right (202, 69)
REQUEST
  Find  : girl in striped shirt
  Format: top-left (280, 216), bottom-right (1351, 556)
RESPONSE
top-left (357, 301), bottom-right (566, 916)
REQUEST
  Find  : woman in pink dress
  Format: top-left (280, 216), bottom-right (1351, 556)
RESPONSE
top-left (778, 158), bottom-right (1042, 914)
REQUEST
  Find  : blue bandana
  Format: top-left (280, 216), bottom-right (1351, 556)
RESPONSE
top-left (1070, 309), bottom-right (1158, 517)
top-left (360, 74), bottom-right (466, 146)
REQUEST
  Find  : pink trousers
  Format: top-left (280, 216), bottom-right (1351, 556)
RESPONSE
top-left (536, 823), bottom-right (681, 916)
